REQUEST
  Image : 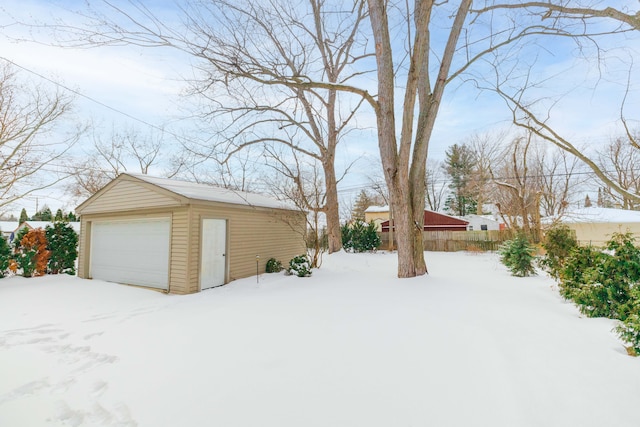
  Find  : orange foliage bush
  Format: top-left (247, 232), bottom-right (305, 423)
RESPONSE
top-left (17, 229), bottom-right (50, 277)
top-left (8, 259), bottom-right (18, 273)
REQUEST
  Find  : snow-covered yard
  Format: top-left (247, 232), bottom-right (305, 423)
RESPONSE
top-left (1, 251), bottom-right (639, 426)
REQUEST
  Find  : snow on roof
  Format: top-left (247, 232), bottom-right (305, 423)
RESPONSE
top-left (0, 221), bottom-right (18, 233)
top-left (559, 207), bottom-right (640, 224)
top-left (125, 173), bottom-right (297, 211)
top-left (364, 205), bottom-right (389, 213)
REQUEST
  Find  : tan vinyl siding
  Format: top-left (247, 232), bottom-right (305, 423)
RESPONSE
top-left (187, 207), bottom-right (201, 293)
top-left (77, 218), bottom-right (90, 278)
top-left (229, 211), bottom-right (306, 279)
top-left (188, 203), bottom-right (306, 289)
top-left (79, 180), bottom-right (182, 215)
top-left (168, 208), bottom-right (189, 294)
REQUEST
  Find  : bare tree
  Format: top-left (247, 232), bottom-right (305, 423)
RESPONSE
top-left (0, 62), bottom-right (81, 210)
top-left (472, 3), bottom-right (640, 31)
top-left (364, 0), bottom-right (475, 276)
top-left (363, 159), bottom-right (390, 207)
top-left (25, 0), bottom-right (640, 276)
top-left (192, 0), bottom-right (372, 253)
top-left (47, 0), bottom-right (372, 254)
top-left (471, 2), bottom-right (640, 207)
top-left (535, 144), bottom-right (585, 217)
top-left (597, 134), bottom-right (640, 210)
top-left (467, 132), bottom-right (505, 215)
top-left (491, 134), bottom-right (541, 241)
top-left (262, 150), bottom-right (333, 268)
top-left (67, 126), bottom-right (165, 201)
top-left (175, 142), bottom-right (262, 192)
top-left (425, 160), bottom-right (448, 212)
top-left (491, 133), bottom-right (583, 239)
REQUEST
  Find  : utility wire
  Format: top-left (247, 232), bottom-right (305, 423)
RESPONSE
top-left (0, 55), bottom-right (187, 141)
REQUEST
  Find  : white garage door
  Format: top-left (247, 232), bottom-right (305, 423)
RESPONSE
top-left (90, 218), bottom-right (171, 290)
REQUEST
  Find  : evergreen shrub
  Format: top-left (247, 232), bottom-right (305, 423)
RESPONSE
top-left (46, 222), bottom-right (79, 275)
top-left (616, 310), bottom-right (640, 356)
top-left (556, 232), bottom-right (640, 356)
top-left (558, 245), bottom-right (603, 303)
top-left (499, 234), bottom-right (536, 277)
top-left (341, 220), bottom-right (380, 253)
top-left (615, 286), bottom-right (640, 356)
top-left (288, 254), bottom-right (312, 277)
top-left (12, 226), bottom-right (29, 252)
top-left (539, 225), bottom-right (578, 279)
top-left (560, 233), bottom-right (639, 319)
top-left (0, 235), bottom-right (11, 278)
top-left (266, 257), bottom-right (283, 273)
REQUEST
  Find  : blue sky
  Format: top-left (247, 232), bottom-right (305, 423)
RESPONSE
top-left (0, 0), bottom-right (639, 216)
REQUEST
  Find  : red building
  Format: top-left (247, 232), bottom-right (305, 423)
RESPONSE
top-left (380, 210), bottom-right (469, 232)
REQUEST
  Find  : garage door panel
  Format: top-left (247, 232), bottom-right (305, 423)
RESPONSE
top-left (90, 219), bottom-right (170, 289)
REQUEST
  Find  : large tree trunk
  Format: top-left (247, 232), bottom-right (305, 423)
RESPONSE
top-left (368, 0), bottom-right (471, 277)
top-left (324, 87), bottom-right (342, 253)
top-left (368, 0), bottom-right (417, 277)
top-left (323, 158), bottom-right (342, 253)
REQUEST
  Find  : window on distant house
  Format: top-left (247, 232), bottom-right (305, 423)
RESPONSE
top-left (481, 224), bottom-right (488, 231)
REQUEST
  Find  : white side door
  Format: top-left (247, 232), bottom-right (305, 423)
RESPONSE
top-left (200, 218), bottom-right (227, 290)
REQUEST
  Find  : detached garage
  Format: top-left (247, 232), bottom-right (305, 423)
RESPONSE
top-left (76, 173), bottom-right (306, 294)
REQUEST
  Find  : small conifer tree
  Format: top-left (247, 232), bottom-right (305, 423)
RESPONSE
top-left (341, 220), bottom-right (380, 252)
top-left (19, 208), bottom-right (29, 224)
top-left (351, 190), bottom-right (374, 222)
top-left (46, 222), bottom-right (79, 274)
top-left (499, 234), bottom-right (536, 277)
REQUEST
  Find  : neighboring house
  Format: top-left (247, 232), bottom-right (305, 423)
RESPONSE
top-left (550, 207), bottom-right (640, 246)
top-left (0, 221), bottom-right (18, 241)
top-left (459, 214), bottom-right (504, 231)
top-left (363, 205), bottom-right (391, 231)
top-left (76, 172), bottom-right (307, 294)
top-left (364, 206), bottom-right (469, 232)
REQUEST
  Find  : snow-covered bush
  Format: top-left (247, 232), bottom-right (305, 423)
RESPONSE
top-left (341, 220), bottom-right (380, 253)
top-left (616, 309), bottom-right (640, 357)
top-left (46, 221), bottom-right (78, 275)
top-left (288, 254), bottom-right (312, 277)
top-left (266, 257), bottom-right (283, 273)
top-left (560, 232), bottom-right (639, 320)
top-left (499, 234), bottom-right (536, 277)
top-left (555, 232), bottom-right (640, 356)
top-left (0, 234), bottom-right (11, 278)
